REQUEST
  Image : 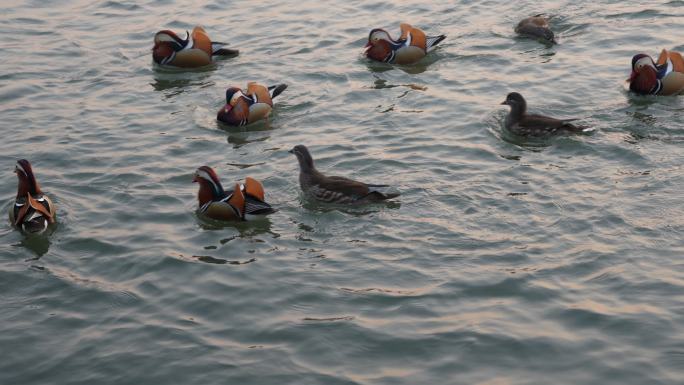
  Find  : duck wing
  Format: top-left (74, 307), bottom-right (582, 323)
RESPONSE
top-left (311, 175), bottom-right (398, 203)
top-left (517, 114), bottom-right (587, 135)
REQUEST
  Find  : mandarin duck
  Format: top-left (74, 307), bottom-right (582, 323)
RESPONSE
top-left (153, 26), bottom-right (239, 68)
top-left (515, 15), bottom-right (556, 44)
top-left (365, 23), bottom-right (446, 65)
top-left (216, 83), bottom-right (287, 126)
top-left (289, 145), bottom-right (400, 204)
top-left (193, 166), bottom-right (274, 221)
top-left (501, 92), bottom-right (590, 137)
top-left (9, 160), bottom-right (56, 234)
top-left (629, 49), bottom-right (684, 95)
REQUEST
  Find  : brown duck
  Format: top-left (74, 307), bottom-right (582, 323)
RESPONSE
top-left (193, 166), bottom-right (274, 221)
top-left (9, 159), bottom-right (56, 234)
top-left (289, 145), bottom-right (400, 204)
top-left (501, 92), bottom-right (589, 137)
top-left (153, 26), bottom-right (239, 68)
top-left (515, 15), bottom-right (556, 44)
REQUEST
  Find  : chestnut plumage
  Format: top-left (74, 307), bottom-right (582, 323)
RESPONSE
top-left (217, 83), bottom-right (287, 126)
top-left (365, 23), bottom-right (445, 65)
top-left (10, 159), bottom-right (56, 234)
top-left (152, 26), bottom-right (238, 68)
top-left (193, 166), bottom-right (274, 221)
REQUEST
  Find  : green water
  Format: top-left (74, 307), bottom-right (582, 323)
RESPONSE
top-left (1, 0), bottom-right (683, 384)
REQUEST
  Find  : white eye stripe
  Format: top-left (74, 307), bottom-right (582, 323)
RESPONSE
top-left (15, 163), bottom-right (27, 175)
top-left (196, 170), bottom-right (220, 192)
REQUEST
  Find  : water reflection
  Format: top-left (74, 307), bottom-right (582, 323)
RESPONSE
top-left (150, 68), bottom-right (214, 94)
top-left (300, 197), bottom-right (401, 216)
top-left (19, 232), bottom-right (52, 257)
top-left (362, 58), bottom-right (436, 75)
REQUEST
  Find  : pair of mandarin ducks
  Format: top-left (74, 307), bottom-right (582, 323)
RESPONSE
top-left (152, 24), bottom-right (448, 126)
top-left (153, 26), bottom-right (287, 126)
top-left (12, 145), bottom-right (401, 233)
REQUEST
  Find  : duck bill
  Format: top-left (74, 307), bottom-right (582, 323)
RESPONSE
top-left (628, 69), bottom-right (639, 82)
top-left (363, 42), bottom-right (372, 53)
top-left (220, 104), bottom-right (232, 114)
top-left (500, 100), bottom-right (509, 105)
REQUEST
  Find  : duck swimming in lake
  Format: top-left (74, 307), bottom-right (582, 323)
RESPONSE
top-left (629, 49), bottom-right (684, 95)
top-left (501, 92), bottom-right (589, 137)
top-left (10, 159), bottom-right (56, 234)
top-left (217, 83), bottom-right (287, 126)
top-left (153, 26), bottom-right (239, 68)
top-left (289, 145), bottom-right (400, 204)
top-left (193, 166), bottom-right (274, 221)
top-left (515, 15), bottom-right (556, 44)
top-left (365, 23), bottom-right (446, 65)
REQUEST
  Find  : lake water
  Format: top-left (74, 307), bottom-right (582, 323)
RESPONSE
top-left (1, 0), bottom-right (683, 384)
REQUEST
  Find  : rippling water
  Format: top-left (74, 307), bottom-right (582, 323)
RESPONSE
top-left (2, 0), bottom-right (684, 384)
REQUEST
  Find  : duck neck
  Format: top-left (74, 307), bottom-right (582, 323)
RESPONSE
top-left (196, 179), bottom-right (217, 206)
top-left (510, 101), bottom-right (526, 120)
top-left (16, 173), bottom-right (39, 198)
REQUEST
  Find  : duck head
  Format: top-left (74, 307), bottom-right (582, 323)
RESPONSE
top-left (218, 87), bottom-right (244, 115)
top-left (193, 166), bottom-right (225, 206)
top-left (288, 145), bottom-right (315, 171)
top-left (152, 30), bottom-right (187, 65)
top-left (501, 92), bottom-right (527, 116)
top-left (365, 29), bottom-right (393, 59)
top-left (13, 159), bottom-right (54, 232)
top-left (15, 159), bottom-right (41, 198)
top-left (629, 53), bottom-right (658, 94)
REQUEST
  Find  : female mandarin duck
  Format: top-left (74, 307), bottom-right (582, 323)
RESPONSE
top-left (629, 49), bottom-right (684, 95)
top-left (193, 166), bottom-right (274, 221)
top-left (289, 145), bottom-right (400, 204)
top-left (501, 92), bottom-right (590, 137)
top-left (365, 23), bottom-right (446, 64)
top-left (9, 159), bottom-right (56, 234)
top-left (515, 15), bottom-right (556, 44)
top-left (216, 82), bottom-right (287, 126)
top-left (153, 26), bottom-right (239, 68)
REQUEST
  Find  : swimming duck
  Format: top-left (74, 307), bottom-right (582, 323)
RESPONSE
top-left (365, 23), bottom-right (446, 65)
top-left (501, 92), bottom-right (588, 137)
top-left (289, 145), bottom-right (400, 204)
top-left (193, 166), bottom-right (274, 221)
top-left (9, 159), bottom-right (56, 234)
top-left (217, 83), bottom-right (287, 126)
top-left (629, 49), bottom-right (684, 95)
top-left (515, 15), bottom-right (556, 44)
top-left (153, 26), bottom-right (239, 68)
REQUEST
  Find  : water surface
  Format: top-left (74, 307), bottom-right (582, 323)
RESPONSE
top-left (1, 1), bottom-right (683, 384)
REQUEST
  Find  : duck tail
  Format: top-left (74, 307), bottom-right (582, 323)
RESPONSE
top-left (563, 121), bottom-right (594, 133)
top-left (244, 195), bottom-right (276, 215)
top-left (268, 84), bottom-right (288, 99)
top-left (211, 42), bottom-right (239, 57)
top-left (425, 35), bottom-right (446, 52)
top-left (366, 184), bottom-right (401, 200)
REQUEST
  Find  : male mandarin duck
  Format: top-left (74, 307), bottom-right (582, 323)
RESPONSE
top-left (629, 49), bottom-right (684, 95)
top-left (501, 92), bottom-right (590, 137)
top-left (9, 159), bottom-right (56, 234)
top-left (365, 23), bottom-right (446, 65)
top-left (289, 145), bottom-right (400, 204)
top-left (515, 15), bottom-right (556, 44)
top-left (152, 26), bottom-right (239, 68)
top-left (216, 82), bottom-right (287, 126)
top-left (193, 166), bottom-right (274, 221)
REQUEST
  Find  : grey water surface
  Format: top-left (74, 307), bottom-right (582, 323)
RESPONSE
top-left (1, 0), bottom-right (683, 384)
